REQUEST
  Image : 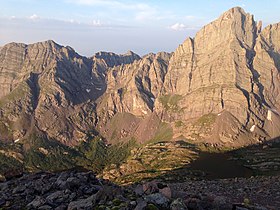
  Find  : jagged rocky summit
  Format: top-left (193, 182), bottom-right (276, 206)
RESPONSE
top-left (157, 7), bottom-right (280, 146)
top-left (0, 7), bottom-right (280, 149)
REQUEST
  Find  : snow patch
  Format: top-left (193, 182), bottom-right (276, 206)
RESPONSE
top-left (39, 147), bottom-right (49, 155)
top-left (250, 125), bottom-right (256, 132)
top-left (218, 113), bottom-right (221, 116)
top-left (150, 97), bottom-right (155, 102)
top-left (96, 87), bottom-right (102, 91)
top-left (14, 139), bottom-right (20, 143)
top-left (142, 110), bottom-right (148, 115)
top-left (86, 89), bottom-right (91, 93)
top-left (267, 110), bottom-right (272, 121)
top-left (133, 97), bottom-right (137, 109)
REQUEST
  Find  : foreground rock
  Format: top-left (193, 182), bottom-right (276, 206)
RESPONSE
top-left (0, 170), bottom-right (277, 209)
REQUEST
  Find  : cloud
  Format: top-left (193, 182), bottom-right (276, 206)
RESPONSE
top-left (67, 0), bottom-right (147, 10)
top-left (90, 19), bottom-right (102, 26)
top-left (0, 14), bottom-right (198, 57)
top-left (169, 23), bottom-right (187, 31)
top-left (134, 5), bottom-right (157, 21)
top-left (29, 14), bottom-right (40, 20)
top-left (67, 0), bottom-right (116, 6)
top-left (185, 15), bottom-right (196, 20)
top-left (66, 0), bottom-right (163, 22)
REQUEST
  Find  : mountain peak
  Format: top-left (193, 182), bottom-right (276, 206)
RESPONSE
top-left (34, 40), bottom-right (62, 49)
top-left (220, 7), bottom-right (246, 18)
top-left (123, 50), bottom-right (135, 56)
top-left (1, 40), bottom-right (62, 52)
top-left (2, 42), bottom-right (27, 49)
top-left (122, 50), bottom-right (140, 60)
top-left (218, 7), bottom-right (252, 23)
top-left (229, 6), bottom-right (245, 14)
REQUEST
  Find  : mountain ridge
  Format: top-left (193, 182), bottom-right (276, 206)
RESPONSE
top-left (1, 7), bottom-right (280, 181)
top-left (1, 7), bottom-right (280, 147)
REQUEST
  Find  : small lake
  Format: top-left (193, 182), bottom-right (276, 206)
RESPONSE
top-left (189, 152), bottom-right (253, 179)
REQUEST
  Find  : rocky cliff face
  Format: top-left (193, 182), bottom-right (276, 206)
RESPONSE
top-left (253, 23), bottom-right (280, 138)
top-left (97, 52), bottom-right (170, 118)
top-left (0, 41), bottom-right (140, 145)
top-left (155, 7), bottom-right (280, 146)
top-left (96, 52), bottom-right (171, 143)
top-left (0, 7), bottom-right (280, 149)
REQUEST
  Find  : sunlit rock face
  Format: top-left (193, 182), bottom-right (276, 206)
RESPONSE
top-left (1, 7), bottom-right (280, 147)
top-left (155, 7), bottom-right (280, 145)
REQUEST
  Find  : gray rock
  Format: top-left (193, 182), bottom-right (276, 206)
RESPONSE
top-left (27, 196), bottom-right (46, 209)
top-left (144, 193), bottom-right (170, 208)
top-left (212, 196), bottom-right (232, 210)
top-left (0, 182), bottom-right (9, 191)
top-left (236, 207), bottom-right (249, 210)
top-left (186, 198), bottom-right (203, 210)
top-left (69, 192), bottom-right (77, 200)
top-left (130, 200), bottom-right (137, 206)
top-left (134, 184), bottom-right (144, 196)
top-left (159, 186), bottom-right (172, 199)
top-left (0, 198), bottom-right (6, 206)
top-left (46, 190), bottom-right (66, 204)
top-left (170, 198), bottom-right (188, 210)
top-left (134, 198), bottom-right (147, 210)
top-left (67, 194), bottom-right (97, 210)
top-left (82, 186), bottom-right (98, 195)
top-left (254, 207), bottom-right (268, 210)
top-left (55, 204), bottom-right (67, 210)
top-left (12, 185), bottom-right (26, 194)
top-left (38, 205), bottom-right (53, 210)
top-left (66, 177), bottom-right (80, 188)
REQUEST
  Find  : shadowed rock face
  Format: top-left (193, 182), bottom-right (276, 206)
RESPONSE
top-left (0, 7), bottom-right (280, 147)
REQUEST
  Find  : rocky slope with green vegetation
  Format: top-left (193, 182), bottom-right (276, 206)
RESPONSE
top-left (0, 7), bottom-right (280, 189)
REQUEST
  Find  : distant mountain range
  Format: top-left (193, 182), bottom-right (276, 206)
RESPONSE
top-left (0, 7), bottom-right (280, 180)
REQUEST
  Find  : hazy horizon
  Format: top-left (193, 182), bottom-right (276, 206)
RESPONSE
top-left (1, 0), bottom-right (280, 56)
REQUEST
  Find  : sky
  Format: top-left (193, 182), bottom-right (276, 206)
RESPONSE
top-left (1, 0), bottom-right (280, 56)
